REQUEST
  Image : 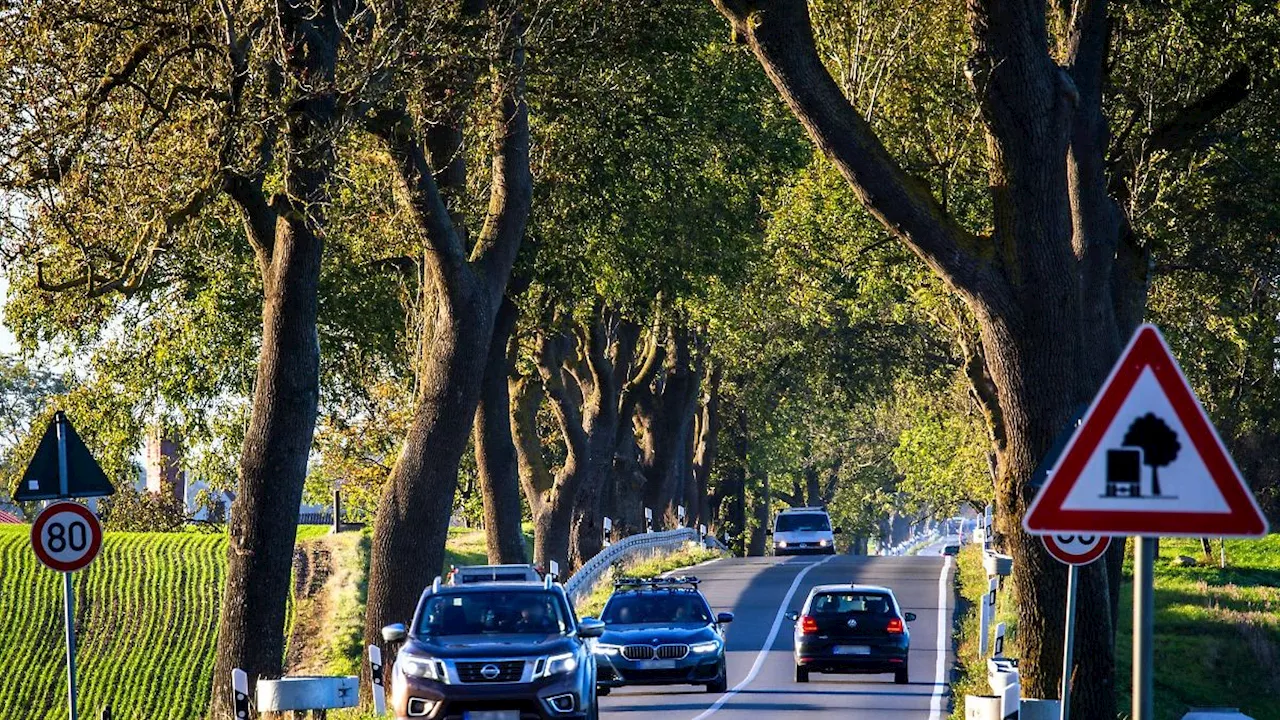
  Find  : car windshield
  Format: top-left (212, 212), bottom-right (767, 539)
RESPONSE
top-left (416, 591), bottom-right (568, 636)
top-left (602, 594), bottom-right (712, 625)
top-left (810, 592), bottom-right (894, 616)
top-left (776, 513), bottom-right (830, 532)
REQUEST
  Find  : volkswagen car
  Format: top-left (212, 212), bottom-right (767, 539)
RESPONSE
top-left (382, 576), bottom-right (604, 719)
top-left (593, 576), bottom-right (733, 694)
top-left (771, 507), bottom-right (840, 555)
top-left (786, 584), bottom-right (916, 684)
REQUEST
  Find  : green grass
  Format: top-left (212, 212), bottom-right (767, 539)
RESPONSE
top-left (949, 536), bottom-right (1280, 720)
top-left (0, 524), bottom-right (228, 720)
top-left (573, 543), bottom-right (725, 619)
top-left (1115, 536), bottom-right (1280, 720)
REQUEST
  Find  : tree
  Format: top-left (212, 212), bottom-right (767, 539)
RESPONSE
top-left (706, 0), bottom-right (1271, 709)
top-left (1123, 413), bottom-right (1181, 497)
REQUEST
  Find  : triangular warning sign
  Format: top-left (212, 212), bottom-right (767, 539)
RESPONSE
top-left (1024, 324), bottom-right (1268, 538)
top-left (12, 411), bottom-right (116, 502)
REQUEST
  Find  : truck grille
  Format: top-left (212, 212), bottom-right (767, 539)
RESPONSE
top-left (455, 660), bottom-right (525, 683)
top-left (622, 644), bottom-right (689, 661)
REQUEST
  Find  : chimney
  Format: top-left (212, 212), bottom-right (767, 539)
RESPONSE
top-left (145, 427), bottom-right (186, 503)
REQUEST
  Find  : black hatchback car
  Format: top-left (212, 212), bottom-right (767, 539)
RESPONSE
top-left (382, 577), bottom-right (604, 719)
top-left (786, 584), bottom-right (916, 684)
top-left (593, 577), bottom-right (733, 694)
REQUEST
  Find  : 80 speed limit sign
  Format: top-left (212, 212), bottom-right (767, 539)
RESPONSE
top-left (31, 501), bottom-right (103, 572)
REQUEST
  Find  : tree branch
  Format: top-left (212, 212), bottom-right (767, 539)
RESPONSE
top-left (711, 0), bottom-right (1005, 308)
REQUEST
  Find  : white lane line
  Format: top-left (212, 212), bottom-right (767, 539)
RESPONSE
top-left (929, 556), bottom-right (953, 720)
top-left (689, 555), bottom-right (836, 720)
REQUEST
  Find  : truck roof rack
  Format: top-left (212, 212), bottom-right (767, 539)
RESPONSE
top-left (613, 576), bottom-right (700, 591)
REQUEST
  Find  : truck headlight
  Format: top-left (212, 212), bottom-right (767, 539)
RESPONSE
top-left (540, 652), bottom-right (578, 677)
top-left (399, 654), bottom-right (442, 680)
top-left (690, 640), bottom-right (721, 654)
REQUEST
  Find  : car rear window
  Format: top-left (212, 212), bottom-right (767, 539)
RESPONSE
top-left (775, 513), bottom-right (831, 532)
top-left (810, 592), bottom-right (894, 616)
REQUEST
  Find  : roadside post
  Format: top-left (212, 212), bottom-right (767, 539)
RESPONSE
top-left (644, 507), bottom-right (653, 533)
top-left (677, 505), bottom-right (686, 527)
top-left (368, 645), bottom-right (386, 715)
top-left (1023, 325), bottom-right (1269, 720)
top-left (602, 517), bottom-right (612, 546)
top-left (232, 668), bottom-right (252, 719)
top-left (15, 411), bottom-right (117, 720)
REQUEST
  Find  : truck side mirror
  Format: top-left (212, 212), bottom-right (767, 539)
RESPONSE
top-left (382, 623), bottom-right (407, 643)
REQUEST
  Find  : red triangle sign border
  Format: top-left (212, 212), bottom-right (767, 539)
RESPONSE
top-left (1024, 324), bottom-right (1268, 538)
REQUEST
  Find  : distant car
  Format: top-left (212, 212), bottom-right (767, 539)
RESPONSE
top-left (449, 564), bottom-right (542, 585)
top-left (942, 545), bottom-right (960, 557)
top-left (594, 576), bottom-right (733, 694)
top-left (382, 575), bottom-right (603, 720)
top-left (771, 507), bottom-right (840, 556)
top-left (787, 584), bottom-right (916, 684)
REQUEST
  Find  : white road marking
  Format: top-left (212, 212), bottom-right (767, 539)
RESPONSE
top-left (688, 555), bottom-right (836, 720)
top-left (929, 557), bottom-right (953, 720)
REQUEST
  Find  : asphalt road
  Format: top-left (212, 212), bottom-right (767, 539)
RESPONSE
top-left (915, 535), bottom-right (962, 557)
top-left (598, 554), bottom-right (955, 720)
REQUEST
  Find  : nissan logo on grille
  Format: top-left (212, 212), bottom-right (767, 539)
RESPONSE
top-left (480, 664), bottom-right (501, 680)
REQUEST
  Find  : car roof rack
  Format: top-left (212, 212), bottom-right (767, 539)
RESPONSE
top-left (613, 576), bottom-right (700, 591)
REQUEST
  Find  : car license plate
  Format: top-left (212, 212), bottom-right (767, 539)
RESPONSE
top-left (834, 645), bottom-right (871, 655)
top-left (464, 712), bottom-right (520, 720)
top-left (636, 659), bottom-right (677, 669)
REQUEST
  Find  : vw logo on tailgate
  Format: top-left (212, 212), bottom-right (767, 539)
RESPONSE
top-left (846, 618), bottom-right (858, 629)
top-left (480, 664), bottom-right (501, 680)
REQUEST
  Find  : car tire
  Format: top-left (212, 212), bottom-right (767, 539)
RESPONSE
top-left (795, 666), bottom-right (809, 683)
top-left (895, 667), bottom-right (909, 685)
top-left (597, 686), bottom-right (611, 696)
top-left (707, 663), bottom-right (728, 693)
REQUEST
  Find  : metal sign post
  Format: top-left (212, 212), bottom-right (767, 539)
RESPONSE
top-left (1059, 563), bottom-right (1079, 720)
top-left (1133, 537), bottom-right (1156, 720)
top-left (55, 417), bottom-right (78, 720)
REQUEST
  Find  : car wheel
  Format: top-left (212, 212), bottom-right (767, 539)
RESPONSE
top-left (894, 667), bottom-right (909, 685)
top-left (597, 686), bottom-right (611, 696)
top-left (707, 663), bottom-right (728, 693)
top-left (795, 666), bottom-right (809, 683)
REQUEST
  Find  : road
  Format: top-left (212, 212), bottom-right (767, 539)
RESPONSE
top-left (915, 535), bottom-right (961, 557)
top-left (598, 554), bottom-right (955, 720)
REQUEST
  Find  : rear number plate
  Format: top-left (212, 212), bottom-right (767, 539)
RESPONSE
top-left (464, 712), bottom-right (520, 720)
top-left (636, 659), bottom-right (677, 669)
top-left (834, 645), bottom-right (871, 655)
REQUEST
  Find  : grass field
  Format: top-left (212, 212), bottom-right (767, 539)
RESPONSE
top-left (0, 523), bottom-right (325, 720)
top-left (949, 536), bottom-right (1280, 720)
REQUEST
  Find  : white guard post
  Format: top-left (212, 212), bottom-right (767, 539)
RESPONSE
top-left (644, 507), bottom-right (653, 533)
top-left (548, 559), bottom-right (560, 580)
top-left (677, 505), bottom-right (686, 526)
top-left (232, 668), bottom-right (251, 720)
top-left (602, 517), bottom-right (612, 546)
top-left (369, 644), bottom-right (387, 715)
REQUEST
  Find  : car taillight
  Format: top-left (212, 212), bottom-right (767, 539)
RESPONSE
top-left (800, 615), bottom-right (819, 634)
top-left (886, 618), bottom-right (904, 634)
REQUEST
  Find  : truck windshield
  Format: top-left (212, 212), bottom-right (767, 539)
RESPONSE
top-left (776, 513), bottom-right (830, 532)
top-left (602, 594), bottom-right (712, 624)
top-left (417, 591), bottom-right (568, 636)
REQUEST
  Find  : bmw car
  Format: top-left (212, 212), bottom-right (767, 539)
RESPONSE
top-left (593, 577), bottom-right (733, 693)
top-left (786, 584), bottom-right (916, 684)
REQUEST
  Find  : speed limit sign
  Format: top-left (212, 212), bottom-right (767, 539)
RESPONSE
top-left (1042, 533), bottom-right (1111, 566)
top-left (31, 501), bottom-right (103, 572)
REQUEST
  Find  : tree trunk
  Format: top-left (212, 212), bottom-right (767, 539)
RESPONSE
top-left (690, 363), bottom-right (722, 528)
top-left (209, 3), bottom-right (336, 716)
top-left (747, 471), bottom-right (769, 556)
top-left (639, 325), bottom-right (703, 520)
top-left (473, 295), bottom-right (528, 564)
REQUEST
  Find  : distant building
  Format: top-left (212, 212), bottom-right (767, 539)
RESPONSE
top-left (144, 428), bottom-right (186, 502)
top-left (0, 509), bottom-right (22, 524)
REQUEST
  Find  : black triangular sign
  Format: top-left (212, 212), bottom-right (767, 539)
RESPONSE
top-left (13, 412), bottom-right (116, 501)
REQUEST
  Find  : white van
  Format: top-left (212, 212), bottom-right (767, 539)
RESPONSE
top-left (772, 508), bottom-right (840, 555)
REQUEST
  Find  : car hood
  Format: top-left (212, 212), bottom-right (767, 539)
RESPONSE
top-left (404, 633), bottom-right (576, 659)
top-left (598, 624), bottom-right (718, 645)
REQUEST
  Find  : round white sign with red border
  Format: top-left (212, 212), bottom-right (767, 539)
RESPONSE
top-left (31, 501), bottom-right (103, 572)
top-left (1042, 533), bottom-right (1110, 565)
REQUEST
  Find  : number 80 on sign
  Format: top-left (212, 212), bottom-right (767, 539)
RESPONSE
top-left (31, 501), bottom-right (103, 572)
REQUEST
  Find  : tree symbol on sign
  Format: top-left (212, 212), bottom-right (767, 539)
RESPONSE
top-left (1122, 413), bottom-right (1180, 497)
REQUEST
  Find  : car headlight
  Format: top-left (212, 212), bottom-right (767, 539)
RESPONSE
top-left (690, 640), bottom-right (721, 654)
top-left (777, 540), bottom-right (788, 548)
top-left (818, 538), bottom-right (831, 547)
top-left (594, 643), bottom-right (623, 657)
top-left (540, 652), bottom-right (578, 677)
top-left (399, 654), bottom-right (442, 681)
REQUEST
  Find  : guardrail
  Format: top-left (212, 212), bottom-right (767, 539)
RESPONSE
top-left (563, 527), bottom-right (700, 603)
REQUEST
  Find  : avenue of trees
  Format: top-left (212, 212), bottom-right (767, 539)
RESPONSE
top-left (2, 0), bottom-right (1278, 717)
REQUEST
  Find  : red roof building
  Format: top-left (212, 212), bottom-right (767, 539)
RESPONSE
top-left (0, 509), bottom-right (23, 524)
